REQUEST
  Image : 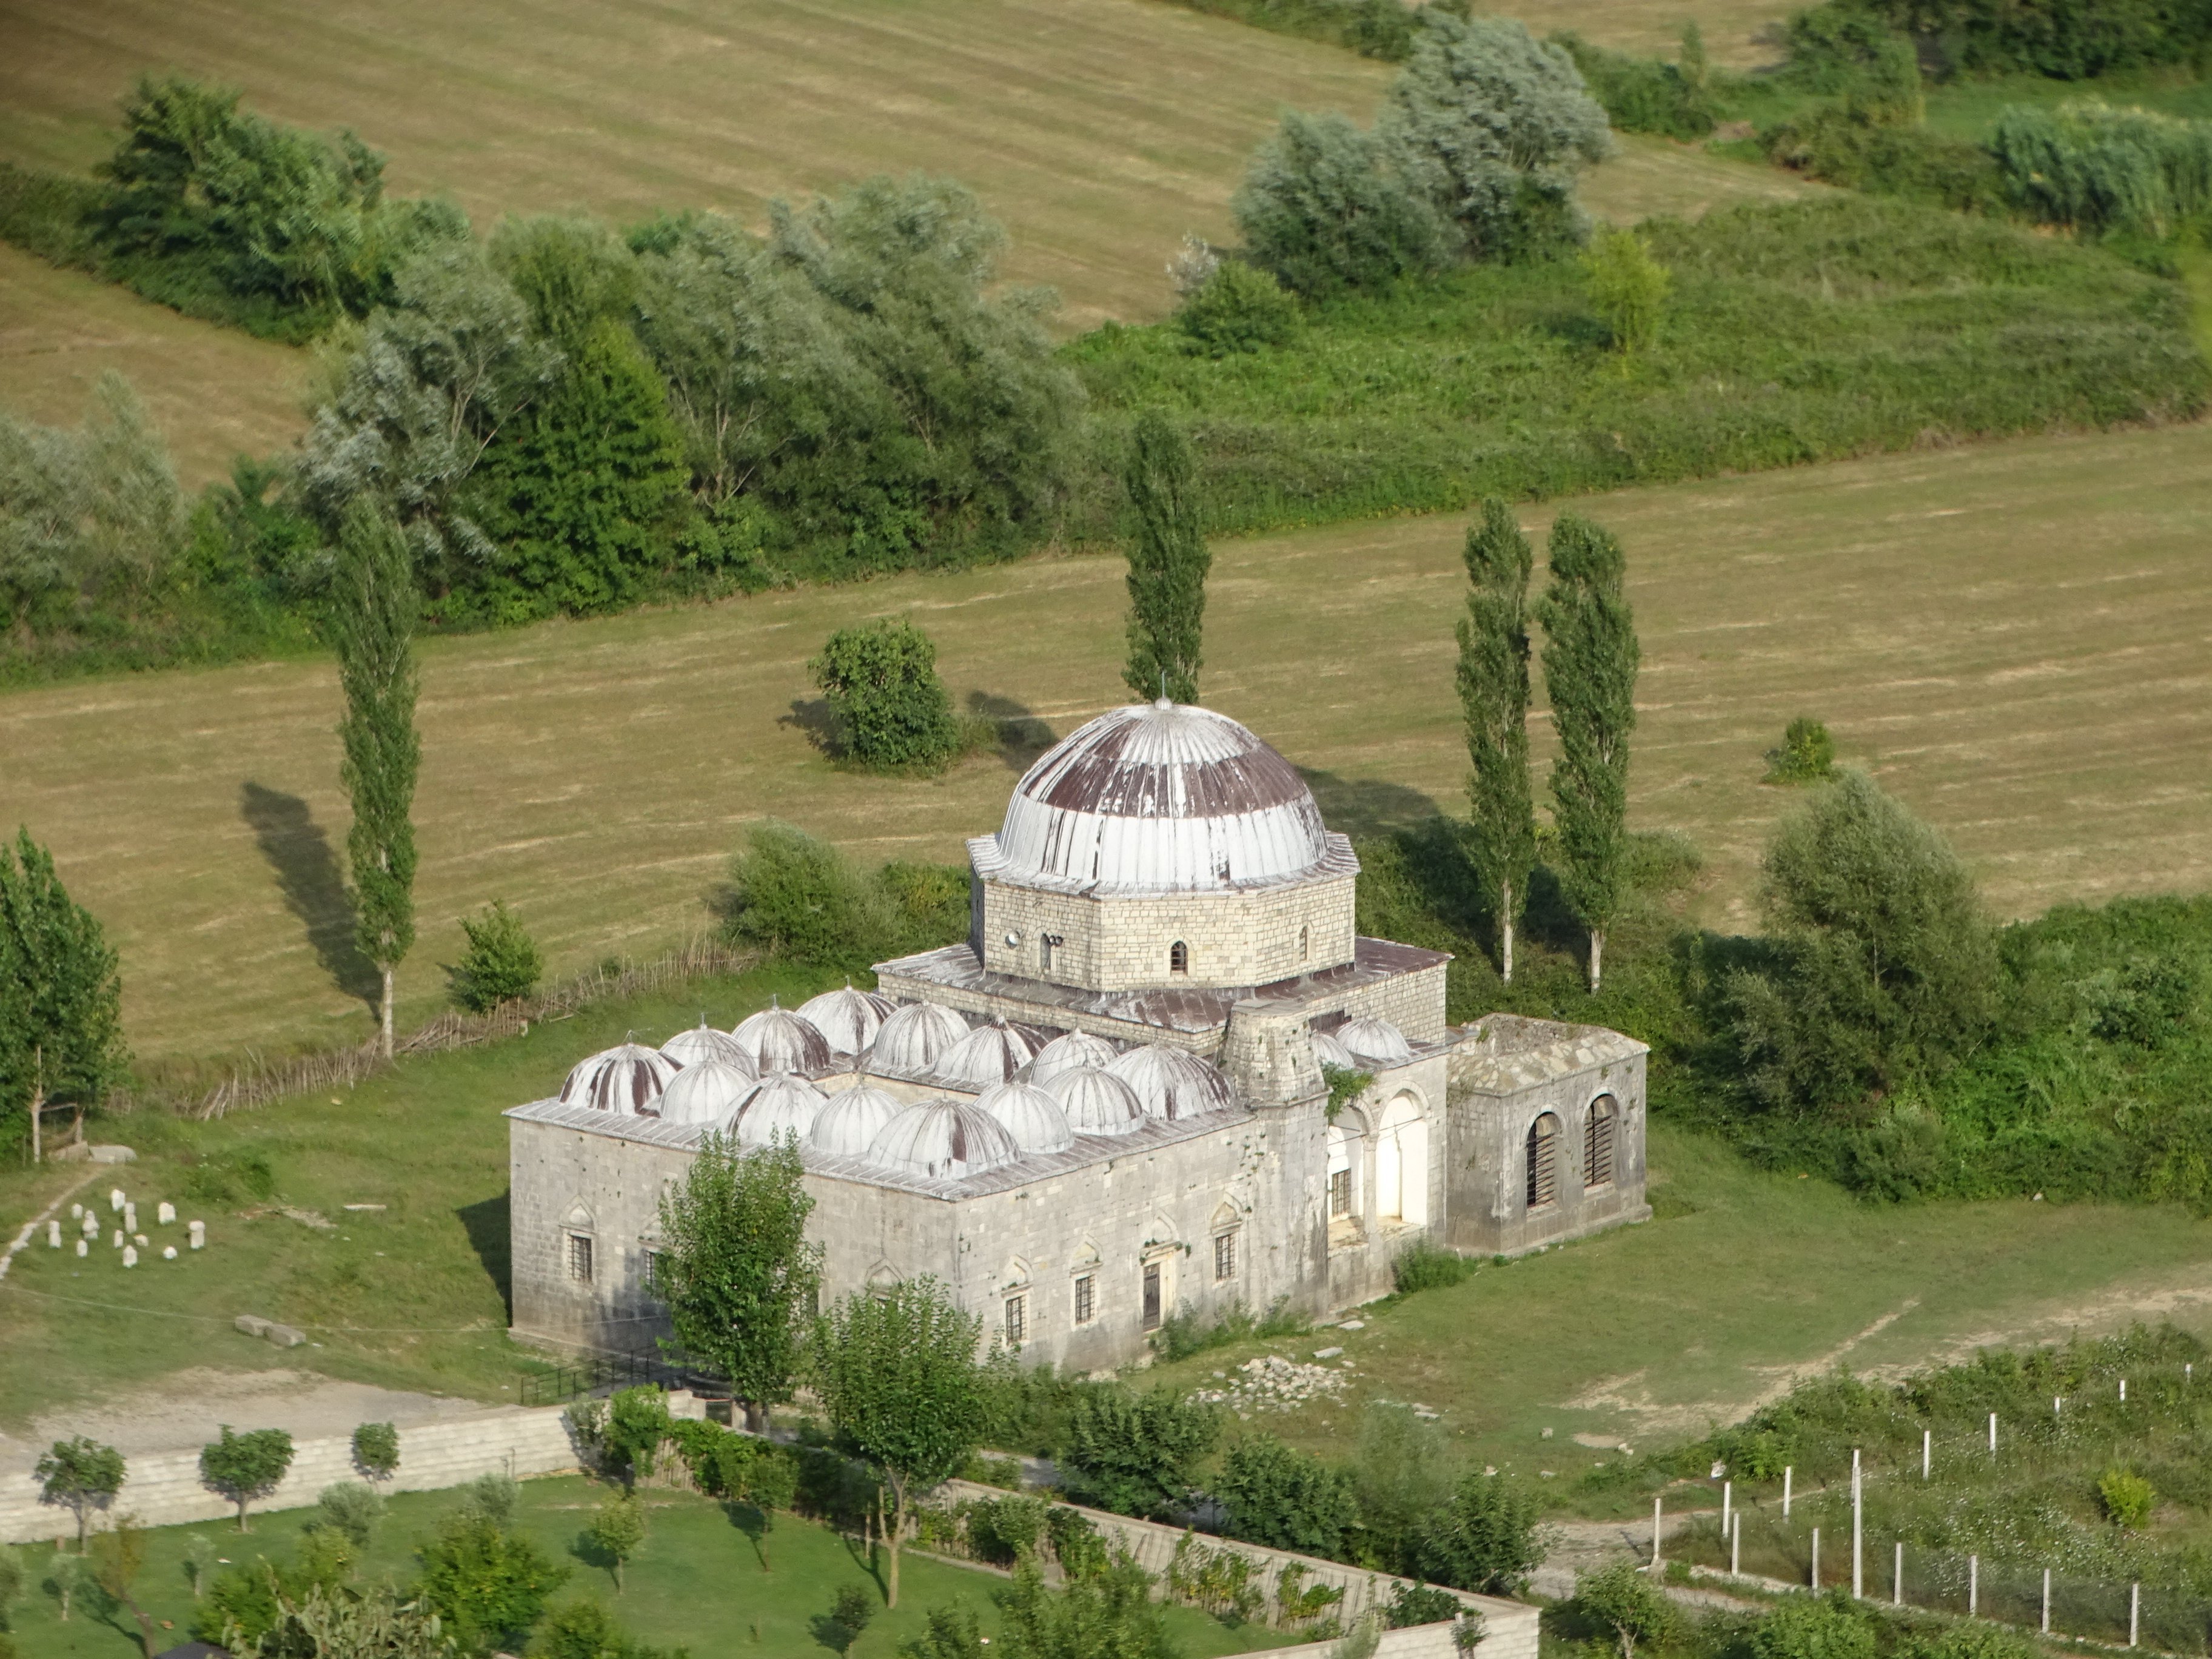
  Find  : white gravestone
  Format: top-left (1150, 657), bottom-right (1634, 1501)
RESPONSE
top-left (162, 1245), bottom-right (177, 1261)
top-left (157, 1202), bottom-right (176, 1225)
top-left (75, 1239), bottom-right (88, 1258)
top-left (47, 1221), bottom-right (61, 1247)
top-left (111, 1229), bottom-right (124, 1248)
top-left (121, 1246), bottom-right (137, 1267)
top-left (189, 1220), bottom-right (206, 1250)
top-left (109, 1188), bottom-right (124, 1212)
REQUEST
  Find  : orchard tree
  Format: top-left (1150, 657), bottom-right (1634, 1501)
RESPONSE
top-left (0, 830), bottom-right (126, 1161)
top-left (90, 1512), bottom-right (159, 1658)
top-left (352, 1420), bottom-right (400, 1489)
top-left (200, 1426), bottom-right (295, 1531)
top-left (809, 618), bottom-right (963, 774)
top-left (332, 500), bottom-right (421, 1056)
top-left (36, 1436), bottom-right (126, 1550)
top-left (810, 1275), bottom-right (987, 1608)
top-left (1536, 514), bottom-right (1638, 992)
top-left (657, 1130), bottom-right (822, 1432)
top-left (1455, 500), bottom-right (1536, 982)
top-left (588, 1492), bottom-right (647, 1592)
top-left (1121, 409), bottom-right (1210, 706)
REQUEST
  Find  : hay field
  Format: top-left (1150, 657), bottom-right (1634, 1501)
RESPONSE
top-left (2, 422), bottom-right (2206, 1062)
top-left (0, 243), bottom-right (307, 488)
top-left (1480, 0), bottom-right (1792, 67)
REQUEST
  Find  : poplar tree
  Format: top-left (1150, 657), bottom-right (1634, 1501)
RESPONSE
top-left (1455, 500), bottom-right (1536, 983)
top-left (1121, 409), bottom-right (1210, 705)
top-left (0, 830), bottom-right (126, 1160)
top-left (1536, 514), bottom-right (1638, 993)
top-left (333, 500), bottom-right (421, 1057)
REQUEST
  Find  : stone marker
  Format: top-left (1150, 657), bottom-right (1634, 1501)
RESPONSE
top-left (109, 1188), bottom-right (124, 1212)
top-left (111, 1229), bottom-right (124, 1248)
top-left (235, 1313), bottom-right (270, 1337)
top-left (89, 1146), bottom-right (136, 1164)
top-left (132, 1233), bottom-right (148, 1247)
top-left (47, 1221), bottom-right (61, 1247)
top-left (122, 1246), bottom-right (138, 1267)
top-left (264, 1322), bottom-right (307, 1348)
top-left (75, 1239), bottom-right (87, 1258)
top-left (163, 1245), bottom-right (178, 1261)
top-left (69, 1203), bottom-right (81, 1219)
top-left (157, 1201), bottom-right (176, 1225)
top-left (124, 1203), bottom-right (136, 1231)
top-left (189, 1220), bottom-right (206, 1249)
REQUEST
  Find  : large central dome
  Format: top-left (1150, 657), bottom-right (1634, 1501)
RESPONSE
top-left (989, 701), bottom-right (1330, 895)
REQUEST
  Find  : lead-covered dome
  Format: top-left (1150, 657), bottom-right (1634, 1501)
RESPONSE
top-left (1310, 1026), bottom-right (1357, 1071)
top-left (933, 1021), bottom-right (1037, 1091)
top-left (810, 1083), bottom-right (906, 1158)
top-left (659, 1057), bottom-right (754, 1127)
top-left (733, 999), bottom-right (831, 1074)
top-left (662, 1021), bottom-right (756, 1074)
top-left (976, 1081), bottom-right (1075, 1155)
top-left (1044, 1066), bottom-right (1146, 1137)
top-left (560, 1042), bottom-right (680, 1116)
top-left (1029, 1030), bottom-right (1119, 1085)
top-left (1107, 1044), bottom-right (1238, 1121)
top-left (734, 1073), bottom-right (828, 1144)
top-left (867, 1001), bottom-right (971, 1076)
top-left (987, 702), bottom-right (1331, 895)
top-left (1339, 1015), bottom-right (1413, 1067)
top-left (869, 1099), bottom-right (1023, 1181)
top-left (798, 984), bottom-right (896, 1057)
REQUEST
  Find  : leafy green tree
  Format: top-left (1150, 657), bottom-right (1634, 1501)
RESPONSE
top-left (1215, 1433), bottom-right (1359, 1558)
top-left (353, 1420), bottom-right (401, 1488)
top-left (36, 1436), bottom-right (126, 1550)
top-left (251, 1580), bottom-right (460, 1659)
top-left (1419, 1472), bottom-right (1549, 1594)
top-left (313, 1481), bottom-right (385, 1547)
top-left (413, 1505), bottom-right (567, 1652)
top-left (0, 831), bottom-right (127, 1162)
top-left (1582, 227), bottom-right (1671, 354)
top-left (657, 1130), bottom-right (822, 1432)
top-left (1725, 770), bottom-right (1997, 1111)
top-left (1352, 1402), bottom-right (1456, 1575)
top-left (452, 900), bottom-right (543, 1011)
top-left (810, 618), bottom-right (964, 773)
top-left (1765, 717), bottom-right (1835, 784)
top-left (1121, 409), bottom-right (1211, 706)
top-left (600, 1386), bottom-right (672, 1489)
top-left (1574, 1560), bottom-right (1677, 1659)
top-left (1233, 110), bottom-right (1449, 297)
top-left (1753, 1590), bottom-right (1875, 1659)
top-left (199, 1426), bottom-right (295, 1531)
top-left (1536, 514), bottom-right (1638, 992)
top-left (332, 500), bottom-right (421, 1057)
top-left (44, 1549), bottom-right (95, 1623)
top-left (1378, 13), bottom-right (1611, 263)
top-left (1175, 261), bottom-right (1301, 356)
top-left (810, 1276), bottom-right (987, 1607)
top-left (1455, 500), bottom-right (1536, 983)
top-left (90, 1513), bottom-right (159, 1658)
top-left (1059, 1385), bottom-right (1219, 1519)
top-left (714, 822), bottom-right (882, 971)
top-left (587, 1493), bottom-right (647, 1592)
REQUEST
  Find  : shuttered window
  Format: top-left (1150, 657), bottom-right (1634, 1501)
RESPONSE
top-left (567, 1233), bottom-right (595, 1284)
top-left (1526, 1114), bottom-right (1561, 1211)
top-left (1584, 1096), bottom-right (1618, 1189)
top-left (1073, 1274), bottom-right (1095, 1325)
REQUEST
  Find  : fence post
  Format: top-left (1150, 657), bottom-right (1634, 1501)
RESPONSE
top-left (1784, 1466), bottom-right (1794, 1518)
top-left (1653, 1497), bottom-right (1663, 1567)
top-left (1723, 1479), bottom-right (1732, 1539)
top-left (1988, 1413), bottom-right (1997, 1455)
top-left (1894, 1543), bottom-right (1903, 1607)
top-left (2131, 1583), bottom-right (2140, 1648)
top-left (1922, 1429), bottom-right (1931, 1479)
top-left (1969, 1555), bottom-right (1979, 1618)
top-left (1851, 1449), bottom-right (1863, 1600)
top-left (1812, 1528), bottom-right (1820, 1591)
top-left (2120, 1378), bottom-right (2128, 1403)
top-left (1732, 1513), bottom-right (1741, 1577)
top-left (2042, 1568), bottom-right (2051, 1635)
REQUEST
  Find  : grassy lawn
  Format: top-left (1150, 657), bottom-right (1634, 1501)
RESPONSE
top-left (2, 423), bottom-right (2208, 1062)
top-left (0, 1472), bottom-right (1298, 1657)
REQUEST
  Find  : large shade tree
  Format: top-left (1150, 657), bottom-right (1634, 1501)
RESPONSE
top-left (655, 1129), bottom-right (822, 1432)
top-left (0, 830), bottom-right (126, 1161)
top-left (1456, 500), bottom-right (1536, 983)
top-left (810, 1276), bottom-right (987, 1608)
top-left (36, 1435), bottom-right (126, 1550)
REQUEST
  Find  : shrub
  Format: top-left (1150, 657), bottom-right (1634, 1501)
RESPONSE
top-left (1581, 227), bottom-right (1669, 353)
top-left (451, 900), bottom-right (543, 1010)
top-left (1355, 1403), bottom-right (1457, 1577)
top-left (352, 1421), bottom-right (400, 1486)
top-left (1902, 1624), bottom-right (2037, 1659)
top-left (1214, 1434), bottom-right (1359, 1557)
top-left (1418, 1472), bottom-right (1549, 1594)
top-left (535, 1595), bottom-right (687, 1659)
top-left (965, 1493), bottom-right (1050, 1564)
top-left (1234, 110), bottom-right (1450, 297)
top-left (602, 1386), bottom-right (672, 1486)
top-left (1765, 102), bottom-right (2006, 213)
top-left (810, 618), bottom-right (964, 774)
top-left (1552, 27), bottom-right (1715, 140)
top-left (1753, 1590), bottom-right (1875, 1659)
top-left (1387, 1582), bottom-right (1466, 1627)
top-left (1854, 0), bottom-right (2212, 80)
top-left (193, 1529), bottom-right (356, 1647)
top-left (1781, 3), bottom-right (1921, 102)
top-left (1765, 717), bottom-right (1835, 784)
top-left (1574, 1559), bottom-right (1678, 1659)
top-left (1993, 102), bottom-right (2212, 238)
top-left (412, 1506), bottom-right (567, 1651)
top-left (1176, 261), bottom-right (1301, 355)
top-left (310, 1481), bottom-right (384, 1546)
top-left (1059, 1386), bottom-right (1220, 1517)
top-left (2099, 1464), bottom-right (2156, 1527)
top-left (1393, 1239), bottom-right (1475, 1294)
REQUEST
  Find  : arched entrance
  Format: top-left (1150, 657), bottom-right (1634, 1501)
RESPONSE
top-left (1375, 1093), bottom-right (1429, 1225)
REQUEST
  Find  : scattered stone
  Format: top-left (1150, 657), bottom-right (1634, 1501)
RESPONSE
top-left (90, 1146), bottom-right (136, 1164)
top-left (1541, 1427), bottom-right (1553, 1439)
top-left (163, 1245), bottom-right (178, 1261)
top-left (264, 1322), bottom-right (306, 1348)
top-left (132, 1233), bottom-right (148, 1248)
top-left (1710, 1461), bottom-right (1726, 1479)
top-left (121, 1246), bottom-right (138, 1267)
top-left (235, 1314), bottom-right (270, 1338)
top-left (1540, 1469), bottom-right (1555, 1478)
top-left (1191, 1353), bottom-right (1350, 1413)
top-left (1313, 1346), bottom-right (1344, 1359)
top-left (280, 1207), bottom-right (337, 1232)
top-left (111, 1230), bottom-right (124, 1249)
top-left (341, 1203), bottom-right (387, 1212)
top-left (1212, 1370), bottom-right (1226, 1379)
top-left (1484, 1466), bottom-right (1498, 1476)
top-left (69, 1203), bottom-right (81, 1219)
top-left (157, 1202), bottom-right (176, 1225)
top-left (1339, 1319), bottom-right (1365, 1331)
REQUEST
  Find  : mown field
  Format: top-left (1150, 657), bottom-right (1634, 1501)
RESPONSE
top-left (1, 423), bottom-right (2207, 1062)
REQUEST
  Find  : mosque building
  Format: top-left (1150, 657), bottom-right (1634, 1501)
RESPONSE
top-left (507, 699), bottom-right (1649, 1371)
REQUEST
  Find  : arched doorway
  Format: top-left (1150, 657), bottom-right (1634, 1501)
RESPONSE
top-left (1375, 1094), bottom-right (1429, 1225)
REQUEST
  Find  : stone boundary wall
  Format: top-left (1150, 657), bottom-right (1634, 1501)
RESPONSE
top-left (934, 1479), bottom-right (1538, 1659)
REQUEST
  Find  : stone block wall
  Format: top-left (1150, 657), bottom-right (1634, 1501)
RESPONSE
top-left (1443, 1043), bottom-right (1650, 1256)
top-left (1333, 959), bottom-right (1450, 1042)
top-left (976, 871), bottom-right (1356, 991)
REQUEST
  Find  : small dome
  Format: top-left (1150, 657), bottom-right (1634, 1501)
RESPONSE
top-left (867, 1001), bottom-right (972, 1076)
top-left (733, 999), bottom-right (832, 1074)
top-left (662, 1021), bottom-right (757, 1074)
top-left (1106, 1044), bottom-right (1237, 1121)
top-left (990, 702), bottom-right (1332, 896)
top-left (660, 1057), bottom-right (754, 1127)
top-left (1029, 1030), bottom-right (1119, 1084)
top-left (1311, 1027), bottom-right (1357, 1071)
top-left (933, 1021), bottom-right (1037, 1090)
top-left (798, 982), bottom-right (896, 1056)
top-left (560, 1042), bottom-right (680, 1116)
top-left (868, 1098), bottom-right (1024, 1181)
top-left (1045, 1067), bottom-right (1147, 1137)
top-left (1339, 1015), bottom-right (1413, 1067)
top-left (810, 1084), bottom-right (907, 1158)
top-left (734, 1073), bottom-right (829, 1145)
top-left (975, 1081), bottom-right (1075, 1155)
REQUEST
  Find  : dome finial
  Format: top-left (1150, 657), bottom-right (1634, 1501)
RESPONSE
top-left (1156, 668), bottom-right (1171, 709)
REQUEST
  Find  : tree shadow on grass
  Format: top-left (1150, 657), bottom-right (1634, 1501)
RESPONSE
top-left (966, 691), bottom-right (1056, 774)
top-left (780, 698), bottom-right (840, 759)
top-left (455, 1192), bottom-right (512, 1319)
top-left (240, 781), bottom-right (380, 1010)
top-left (1298, 769), bottom-right (1442, 839)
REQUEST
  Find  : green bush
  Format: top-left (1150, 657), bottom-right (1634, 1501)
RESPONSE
top-left (714, 821), bottom-right (969, 973)
top-left (1176, 261), bottom-right (1302, 355)
top-left (1763, 717), bottom-right (1835, 783)
top-left (1993, 102), bottom-right (2212, 237)
top-left (309, 1481), bottom-right (383, 1546)
top-left (451, 900), bottom-right (544, 1011)
top-left (1059, 1386), bottom-right (1219, 1518)
top-left (1215, 1434), bottom-right (1359, 1557)
top-left (1781, 4), bottom-right (1922, 102)
top-left (193, 1529), bottom-right (355, 1646)
top-left (964, 1493), bottom-right (1050, 1564)
top-left (1752, 1591), bottom-right (1875, 1659)
top-left (1764, 102), bottom-right (2006, 212)
top-left (1393, 1239), bottom-right (1476, 1294)
top-left (809, 617), bottom-right (964, 774)
top-left (2099, 1464), bottom-right (2156, 1527)
top-left (1419, 1472), bottom-right (1549, 1594)
top-left (1855, 0), bottom-right (2212, 80)
top-left (1573, 1558), bottom-right (1678, 1658)
top-left (1581, 227), bottom-right (1670, 352)
top-left (1387, 1582), bottom-right (1467, 1627)
top-left (1234, 110), bottom-right (1449, 297)
top-left (1553, 27), bottom-right (1716, 139)
top-left (412, 1506), bottom-right (568, 1652)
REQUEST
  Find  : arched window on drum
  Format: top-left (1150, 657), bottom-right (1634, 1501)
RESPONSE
top-left (1583, 1094), bottom-right (1618, 1190)
top-left (1526, 1113), bottom-right (1562, 1211)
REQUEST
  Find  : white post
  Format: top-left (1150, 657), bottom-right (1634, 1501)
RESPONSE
top-left (1812, 1528), bottom-right (1820, 1590)
top-left (1852, 1449), bottom-right (1863, 1600)
top-left (2131, 1583), bottom-right (2140, 1648)
top-left (1723, 1479), bottom-right (1733, 1538)
top-left (1784, 1466), bottom-right (1794, 1518)
top-left (2119, 1378), bottom-right (2127, 1403)
top-left (1923, 1429), bottom-right (1931, 1478)
top-left (1732, 1513), bottom-right (1741, 1577)
top-left (2042, 1569), bottom-right (2051, 1634)
top-left (1988, 1412), bottom-right (1997, 1455)
top-left (1653, 1497), bottom-right (1663, 1567)
top-left (1969, 1555), bottom-right (1979, 1618)
top-left (1894, 1543), bottom-right (1904, 1607)
top-left (2054, 1395), bottom-right (2062, 1414)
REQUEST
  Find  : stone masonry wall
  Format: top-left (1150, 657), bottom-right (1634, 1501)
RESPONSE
top-left (976, 873), bottom-right (1356, 992)
top-left (1334, 959), bottom-right (1450, 1042)
top-left (1444, 1047), bottom-right (1650, 1256)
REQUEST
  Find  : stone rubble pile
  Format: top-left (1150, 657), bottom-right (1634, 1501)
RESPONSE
top-left (1190, 1353), bottom-right (1353, 1415)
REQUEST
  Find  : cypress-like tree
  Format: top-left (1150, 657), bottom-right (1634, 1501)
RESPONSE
top-left (333, 500), bottom-right (421, 1057)
top-left (1455, 500), bottom-right (1536, 983)
top-left (1121, 409), bottom-right (1210, 705)
top-left (1536, 514), bottom-right (1638, 993)
top-left (0, 830), bottom-right (126, 1161)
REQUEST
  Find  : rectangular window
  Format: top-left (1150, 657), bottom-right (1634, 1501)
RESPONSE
top-left (1142, 1262), bottom-right (1163, 1330)
top-left (1004, 1294), bottom-right (1027, 1346)
top-left (643, 1248), bottom-right (664, 1292)
top-left (1073, 1274), bottom-right (1095, 1325)
top-left (1329, 1168), bottom-right (1353, 1219)
top-left (567, 1233), bottom-right (594, 1284)
top-left (1214, 1231), bottom-right (1237, 1281)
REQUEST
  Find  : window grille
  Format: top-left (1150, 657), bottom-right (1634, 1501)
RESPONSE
top-left (1584, 1095), bottom-right (1618, 1189)
top-left (567, 1233), bottom-right (594, 1284)
top-left (643, 1248), bottom-right (664, 1292)
top-left (1299, 925), bottom-right (1310, 961)
top-left (1142, 1262), bottom-right (1163, 1330)
top-left (1329, 1167), bottom-right (1353, 1219)
top-left (1526, 1114), bottom-right (1561, 1210)
top-left (1073, 1274), bottom-right (1095, 1325)
top-left (1004, 1295), bottom-right (1027, 1346)
top-left (1214, 1231), bottom-right (1238, 1281)
top-left (1169, 940), bottom-right (1189, 974)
